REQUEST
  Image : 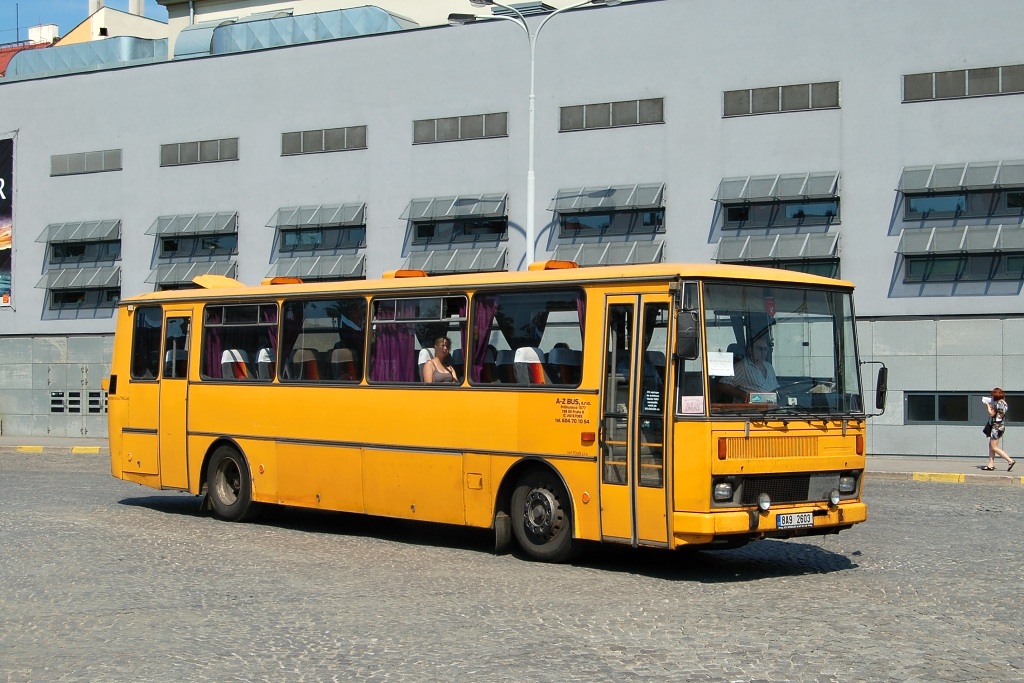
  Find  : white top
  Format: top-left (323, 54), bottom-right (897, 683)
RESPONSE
top-left (723, 356), bottom-right (778, 393)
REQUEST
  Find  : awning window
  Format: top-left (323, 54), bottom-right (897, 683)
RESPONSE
top-left (269, 255), bottom-right (366, 280)
top-left (146, 261), bottom-right (237, 285)
top-left (36, 220), bottom-right (121, 244)
top-left (897, 225), bottom-right (1024, 255)
top-left (549, 183), bottom-right (664, 213)
top-left (898, 160), bottom-right (1024, 193)
top-left (267, 203), bottom-right (366, 230)
top-left (35, 266), bottom-right (120, 289)
top-left (552, 240), bottom-right (665, 266)
top-left (401, 194), bottom-right (507, 221)
top-left (715, 172), bottom-right (839, 203)
top-left (146, 212), bottom-right (237, 237)
top-left (714, 233), bottom-right (839, 261)
top-left (401, 248), bottom-right (507, 274)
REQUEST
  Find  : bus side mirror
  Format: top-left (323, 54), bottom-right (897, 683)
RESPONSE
top-left (875, 366), bottom-right (888, 411)
top-left (675, 311), bottom-right (699, 360)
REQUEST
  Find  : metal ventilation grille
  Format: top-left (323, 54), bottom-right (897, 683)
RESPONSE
top-left (721, 436), bottom-right (818, 459)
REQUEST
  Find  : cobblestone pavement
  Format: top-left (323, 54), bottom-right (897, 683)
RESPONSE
top-left (1, 452), bottom-right (1022, 683)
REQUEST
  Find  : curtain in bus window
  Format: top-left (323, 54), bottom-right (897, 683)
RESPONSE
top-left (576, 295), bottom-right (586, 343)
top-left (369, 301), bottom-right (417, 382)
top-left (280, 303), bottom-right (304, 379)
top-left (457, 298), bottom-right (468, 361)
top-left (262, 305), bottom-right (278, 354)
top-left (202, 307), bottom-right (224, 379)
top-left (470, 295), bottom-right (499, 382)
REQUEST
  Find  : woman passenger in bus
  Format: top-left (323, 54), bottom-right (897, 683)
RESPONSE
top-left (422, 337), bottom-right (458, 383)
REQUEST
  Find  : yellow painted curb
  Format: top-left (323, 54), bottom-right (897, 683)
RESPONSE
top-left (15, 446), bottom-right (44, 453)
top-left (71, 446), bottom-right (101, 454)
top-left (912, 472), bottom-right (965, 483)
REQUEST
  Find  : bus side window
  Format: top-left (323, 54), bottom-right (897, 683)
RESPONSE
top-left (130, 306), bottom-right (163, 380)
top-left (281, 297), bottom-right (367, 383)
top-left (201, 303), bottom-right (278, 381)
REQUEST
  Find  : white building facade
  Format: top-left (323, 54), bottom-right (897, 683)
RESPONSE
top-left (0, 0), bottom-right (1022, 456)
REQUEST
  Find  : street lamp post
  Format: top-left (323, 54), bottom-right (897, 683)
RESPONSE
top-left (449, 0), bottom-right (620, 267)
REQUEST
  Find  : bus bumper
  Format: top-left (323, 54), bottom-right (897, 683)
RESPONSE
top-left (671, 502), bottom-right (867, 547)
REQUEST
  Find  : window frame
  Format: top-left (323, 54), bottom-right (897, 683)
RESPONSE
top-left (559, 98), bottom-right (664, 133)
top-left (722, 199), bottom-right (839, 230)
top-left (49, 287), bottom-right (120, 310)
top-left (557, 209), bottom-right (666, 238)
top-left (902, 189), bottom-right (1024, 221)
top-left (279, 226), bottom-right (367, 252)
top-left (904, 391), bottom-right (1024, 425)
top-left (160, 138), bottom-right (239, 167)
top-left (410, 217), bottom-right (508, 246)
top-left (160, 234), bottom-right (238, 258)
top-left (49, 239), bottom-right (122, 265)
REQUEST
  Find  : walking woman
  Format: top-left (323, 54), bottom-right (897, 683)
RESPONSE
top-left (983, 387), bottom-right (1016, 471)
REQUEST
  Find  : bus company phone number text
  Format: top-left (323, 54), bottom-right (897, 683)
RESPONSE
top-left (555, 397), bottom-right (591, 424)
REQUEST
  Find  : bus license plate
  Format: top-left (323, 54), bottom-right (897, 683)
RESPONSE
top-left (776, 512), bottom-right (813, 529)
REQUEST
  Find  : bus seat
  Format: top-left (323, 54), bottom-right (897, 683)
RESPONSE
top-left (164, 349), bottom-right (188, 377)
top-left (417, 347), bottom-right (435, 381)
top-left (290, 347), bottom-right (321, 380)
top-left (513, 346), bottom-right (550, 385)
top-left (726, 343), bottom-right (744, 361)
top-left (480, 346), bottom-right (497, 382)
top-left (645, 350), bottom-right (666, 383)
top-left (449, 348), bottom-right (465, 377)
top-left (256, 348), bottom-right (275, 380)
top-left (331, 348), bottom-right (357, 381)
top-left (221, 349), bottom-right (250, 380)
top-left (547, 347), bottom-right (582, 384)
top-left (495, 349), bottom-right (515, 384)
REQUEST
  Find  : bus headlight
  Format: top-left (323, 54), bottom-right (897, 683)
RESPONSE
top-left (839, 475), bottom-right (856, 494)
top-left (713, 481), bottom-right (733, 502)
top-left (757, 492), bottom-right (771, 512)
top-left (829, 489), bottom-right (841, 506)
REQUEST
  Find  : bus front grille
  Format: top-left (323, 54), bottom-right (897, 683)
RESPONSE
top-left (739, 475), bottom-right (811, 505)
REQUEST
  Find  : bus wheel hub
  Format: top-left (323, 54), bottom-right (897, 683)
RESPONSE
top-left (524, 489), bottom-right (563, 538)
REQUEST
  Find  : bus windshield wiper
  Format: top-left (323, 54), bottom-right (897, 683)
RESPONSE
top-left (761, 404), bottom-right (822, 417)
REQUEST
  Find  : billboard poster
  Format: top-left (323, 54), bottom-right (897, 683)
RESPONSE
top-left (0, 136), bottom-right (11, 307)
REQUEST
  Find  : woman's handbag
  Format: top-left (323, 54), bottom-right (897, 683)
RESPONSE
top-left (983, 420), bottom-right (993, 437)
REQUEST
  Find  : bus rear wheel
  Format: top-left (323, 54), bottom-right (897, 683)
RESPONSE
top-left (510, 470), bottom-right (575, 563)
top-left (207, 445), bottom-right (262, 522)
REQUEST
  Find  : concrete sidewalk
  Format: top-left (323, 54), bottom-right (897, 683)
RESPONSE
top-left (0, 436), bottom-right (1021, 485)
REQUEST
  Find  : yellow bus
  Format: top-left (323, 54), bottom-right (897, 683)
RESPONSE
top-left (105, 262), bottom-right (886, 562)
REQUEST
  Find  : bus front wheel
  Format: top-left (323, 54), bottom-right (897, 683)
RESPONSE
top-left (510, 470), bottom-right (575, 563)
top-left (207, 445), bottom-right (262, 522)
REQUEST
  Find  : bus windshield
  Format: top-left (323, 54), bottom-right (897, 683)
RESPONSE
top-left (702, 282), bottom-right (862, 416)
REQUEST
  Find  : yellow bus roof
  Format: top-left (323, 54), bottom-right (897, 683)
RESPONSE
top-left (120, 262), bottom-right (854, 306)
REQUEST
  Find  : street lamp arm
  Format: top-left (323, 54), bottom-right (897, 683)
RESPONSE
top-left (486, 1), bottom-right (530, 33)
top-left (474, 11), bottom-right (531, 38)
top-left (534, 0), bottom-right (598, 38)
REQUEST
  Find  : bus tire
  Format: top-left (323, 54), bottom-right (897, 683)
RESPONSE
top-left (510, 469), bottom-right (575, 563)
top-left (207, 445), bottom-right (262, 523)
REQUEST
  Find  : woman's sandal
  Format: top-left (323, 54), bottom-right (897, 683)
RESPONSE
top-left (1009, 461), bottom-right (1016, 472)
top-left (982, 466), bottom-right (995, 471)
